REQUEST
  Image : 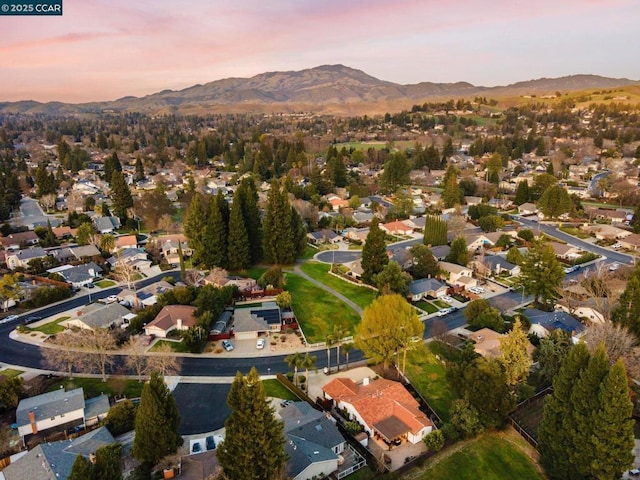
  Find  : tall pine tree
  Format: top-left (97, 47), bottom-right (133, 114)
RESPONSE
top-left (361, 217), bottom-right (389, 285)
top-left (110, 170), bottom-right (133, 220)
top-left (236, 178), bottom-right (262, 263)
top-left (217, 368), bottom-right (286, 480)
top-left (184, 194), bottom-right (208, 267)
top-left (132, 372), bottom-right (182, 466)
top-left (202, 194), bottom-right (228, 269)
top-left (423, 215), bottom-right (448, 246)
top-left (514, 180), bottom-right (530, 205)
top-left (227, 199), bottom-right (251, 271)
top-left (104, 151), bottom-right (122, 185)
top-left (262, 180), bottom-right (299, 264)
top-left (612, 264), bottom-right (640, 339)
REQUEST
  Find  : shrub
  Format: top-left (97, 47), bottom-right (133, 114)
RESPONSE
top-left (423, 429), bottom-right (445, 452)
top-left (344, 421), bottom-right (363, 436)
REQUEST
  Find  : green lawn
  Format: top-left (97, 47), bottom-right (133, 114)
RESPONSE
top-left (285, 273), bottom-right (361, 343)
top-left (558, 226), bottom-right (590, 239)
top-left (415, 301), bottom-right (438, 314)
top-left (150, 339), bottom-right (190, 353)
top-left (94, 279), bottom-right (116, 288)
top-left (263, 379), bottom-right (299, 401)
top-left (30, 316), bottom-right (70, 335)
top-left (433, 300), bottom-right (450, 309)
top-left (300, 262), bottom-right (377, 310)
top-left (47, 376), bottom-right (145, 399)
top-left (300, 246), bottom-right (318, 260)
top-left (0, 368), bottom-right (23, 378)
top-left (404, 343), bottom-right (456, 422)
top-left (407, 430), bottom-right (544, 480)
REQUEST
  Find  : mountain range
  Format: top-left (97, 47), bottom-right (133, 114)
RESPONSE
top-left (1, 64), bottom-right (638, 115)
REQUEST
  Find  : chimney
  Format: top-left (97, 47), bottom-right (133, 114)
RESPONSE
top-left (29, 411), bottom-right (38, 434)
top-left (362, 377), bottom-right (369, 386)
top-left (77, 310), bottom-right (82, 317)
top-left (177, 318), bottom-right (183, 330)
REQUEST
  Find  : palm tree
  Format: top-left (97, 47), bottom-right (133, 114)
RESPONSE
top-left (342, 342), bottom-right (353, 371)
top-left (285, 352), bottom-right (304, 386)
top-left (300, 353), bottom-right (317, 390)
top-left (332, 322), bottom-right (350, 372)
top-left (99, 233), bottom-right (115, 254)
top-left (325, 335), bottom-right (334, 372)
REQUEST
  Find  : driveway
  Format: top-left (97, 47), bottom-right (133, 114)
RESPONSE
top-left (172, 383), bottom-right (232, 435)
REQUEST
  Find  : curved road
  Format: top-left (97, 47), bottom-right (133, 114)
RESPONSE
top-left (0, 217), bottom-right (631, 377)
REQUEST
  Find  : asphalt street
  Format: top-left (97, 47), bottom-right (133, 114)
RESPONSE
top-left (0, 214), bottom-right (631, 377)
top-left (14, 197), bottom-right (63, 228)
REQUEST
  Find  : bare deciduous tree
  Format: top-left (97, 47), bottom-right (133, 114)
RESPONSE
top-left (77, 329), bottom-right (117, 382)
top-left (39, 193), bottom-right (57, 212)
top-left (146, 343), bottom-right (181, 377)
top-left (584, 321), bottom-right (635, 366)
top-left (125, 338), bottom-right (148, 382)
top-left (41, 332), bottom-right (87, 378)
top-left (430, 319), bottom-right (449, 343)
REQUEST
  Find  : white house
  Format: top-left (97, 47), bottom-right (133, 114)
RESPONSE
top-left (16, 388), bottom-right (86, 440)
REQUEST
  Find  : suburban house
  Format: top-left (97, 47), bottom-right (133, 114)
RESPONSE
top-left (68, 244), bottom-right (102, 260)
top-left (233, 302), bottom-right (283, 340)
top-left (65, 302), bottom-right (131, 330)
top-left (158, 234), bottom-right (192, 265)
top-left (51, 226), bottom-right (77, 240)
top-left (0, 231), bottom-right (39, 251)
top-left (429, 245), bottom-right (451, 261)
top-left (144, 305), bottom-right (197, 338)
top-left (518, 203), bottom-right (538, 215)
top-left (327, 196), bottom-right (349, 211)
top-left (481, 256), bottom-right (520, 276)
top-left (618, 233), bottom-right (640, 251)
top-left (114, 234), bottom-right (138, 251)
top-left (117, 280), bottom-right (174, 308)
top-left (48, 262), bottom-right (103, 288)
top-left (469, 328), bottom-right (534, 359)
top-left (15, 388), bottom-right (109, 441)
top-left (402, 216), bottom-right (427, 231)
top-left (581, 224), bottom-right (632, 241)
top-left (380, 221), bottom-right (413, 236)
top-left (280, 402), bottom-right (350, 480)
top-left (407, 278), bottom-right (448, 302)
top-left (465, 233), bottom-right (495, 251)
top-left (523, 308), bottom-right (585, 340)
top-left (344, 227), bottom-right (369, 244)
top-left (94, 216), bottom-right (120, 234)
top-left (6, 247), bottom-right (48, 270)
top-left (322, 377), bottom-right (433, 446)
top-left (202, 272), bottom-right (257, 292)
top-left (351, 210), bottom-right (373, 225)
top-left (307, 229), bottom-right (342, 245)
top-left (438, 261), bottom-right (477, 288)
top-left (1, 426), bottom-right (115, 480)
top-left (107, 248), bottom-right (151, 271)
top-left (549, 242), bottom-right (583, 260)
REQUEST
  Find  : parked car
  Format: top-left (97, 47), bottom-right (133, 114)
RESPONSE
top-left (222, 340), bottom-right (234, 352)
top-left (441, 295), bottom-right (454, 304)
top-left (0, 315), bottom-right (20, 324)
top-left (609, 262), bottom-right (620, 271)
top-left (468, 286), bottom-right (484, 294)
top-left (23, 316), bottom-right (41, 325)
top-left (280, 399), bottom-right (293, 408)
top-left (103, 295), bottom-right (118, 304)
top-left (629, 468), bottom-right (640, 476)
top-left (437, 307), bottom-right (456, 317)
top-left (86, 283), bottom-right (95, 289)
top-left (256, 338), bottom-right (265, 349)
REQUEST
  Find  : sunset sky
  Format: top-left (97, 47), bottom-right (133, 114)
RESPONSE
top-left (1, 0), bottom-right (638, 103)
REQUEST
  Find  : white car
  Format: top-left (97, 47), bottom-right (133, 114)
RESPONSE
top-left (609, 262), bottom-right (620, 271)
top-left (102, 295), bottom-right (118, 304)
top-left (612, 243), bottom-right (622, 250)
top-left (437, 307), bottom-right (455, 317)
top-left (222, 340), bottom-right (234, 351)
top-left (256, 338), bottom-right (265, 349)
top-left (469, 286), bottom-right (484, 294)
top-left (441, 296), bottom-right (454, 304)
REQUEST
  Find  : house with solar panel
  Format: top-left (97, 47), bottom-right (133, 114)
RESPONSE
top-left (232, 301), bottom-right (289, 340)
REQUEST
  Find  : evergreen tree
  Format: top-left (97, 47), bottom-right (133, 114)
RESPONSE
top-left (539, 343), bottom-right (590, 480)
top-left (538, 184), bottom-right (572, 219)
top-left (110, 170), bottom-right (133, 220)
top-left (520, 240), bottom-right (564, 305)
top-left (289, 206), bottom-right (307, 259)
top-left (442, 166), bottom-right (463, 208)
top-left (410, 244), bottom-right (439, 279)
top-left (262, 180), bottom-right (295, 264)
top-left (590, 359), bottom-right (635, 480)
top-left (132, 372), bottom-right (182, 465)
top-left (612, 265), bottom-right (640, 339)
top-left (379, 152), bottom-right (410, 194)
top-left (94, 443), bottom-right (122, 480)
top-left (134, 157), bottom-right (145, 182)
top-left (423, 215), bottom-right (448, 246)
top-left (235, 178), bottom-right (262, 264)
top-left (68, 455), bottom-right (93, 480)
top-left (374, 260), bottom-right (411, 296)
top-left (217, 368), bottom-right (286, 480)
top-left (104, 151), bottom-right (122, 185)
top-left (498, 318), bottom-right (532, 388)
top-left (446, 237), bottom-right (469, 266)
top-left (361, 217), bottom-right (389, 285)
top-left (202, 195), bottom-right (228, 269)
top-left (506, 246), bottom-right (524, 266)
top-left (227, 199), bottom-right (251, 271)
top-left (514, 180), bottom-right (530, 205)
top-left (42, 220), bottom-right (58, 247)
top-left (184, 194), bottom-right (208, 267)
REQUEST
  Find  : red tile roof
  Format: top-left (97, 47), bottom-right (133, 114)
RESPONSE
top-left (323, 377), bottom-right (431, 435)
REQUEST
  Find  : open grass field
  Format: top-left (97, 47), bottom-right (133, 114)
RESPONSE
top-left (47, 376), bottom-right (145, 399)
top-left (300, 262), bottom-right (377, 310)
top-left (405, 429), bottom-right (544, 480)
top-left (150, 339), bottom-right (191, 353)
top-left (93, 279), bottom-right (116, 288)
top-left (285, 273), bottom-right (361, 343)
top-left (263, 378), bottom-right (299, 401)
top-left (404, 343), bottom-right (456, 422)
top-left (30, 316), bottom-right (70, 335)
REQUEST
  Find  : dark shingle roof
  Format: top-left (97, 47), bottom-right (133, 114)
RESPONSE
top-left (16, 388), bottom-right (85, 427)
